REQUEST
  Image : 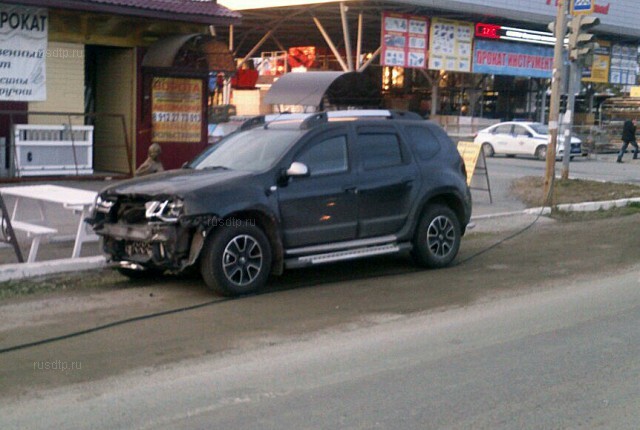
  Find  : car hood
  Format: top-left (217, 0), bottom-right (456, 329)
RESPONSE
top-left (102, 168), bottom-right (254, 199)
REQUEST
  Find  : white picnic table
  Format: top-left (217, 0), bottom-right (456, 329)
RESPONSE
top-left (0, 184), bottom-right (99, 262)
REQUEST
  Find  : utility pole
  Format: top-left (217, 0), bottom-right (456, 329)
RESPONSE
top-left (543, 0), bottom-right (568, 200)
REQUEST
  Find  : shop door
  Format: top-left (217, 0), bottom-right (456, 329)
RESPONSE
top-left (0, 102), bottom-right (27, 176)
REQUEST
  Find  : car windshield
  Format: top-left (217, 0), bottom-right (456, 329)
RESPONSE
top-left (189, 127), bottom-right (305, 172)
top-left (528, 123), bottom-right (549, 135)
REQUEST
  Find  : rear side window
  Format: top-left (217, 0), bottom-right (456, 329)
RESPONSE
top-left (513, 125), bottom-right (530, 136)
top-left (405, 126), bottom-right (441, 160)
top-left (493, 124), bottom-right (513, 134)
top-left (357, 133), bottom-right (403, 170)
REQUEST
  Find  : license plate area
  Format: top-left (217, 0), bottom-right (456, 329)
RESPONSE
top-left (124, 240), bottom-right (153, 258)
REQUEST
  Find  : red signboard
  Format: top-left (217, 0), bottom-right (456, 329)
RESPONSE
top-left (475, 23), bottom-right (501, 39)
top-left (381, 11), bottom-right (429, 68)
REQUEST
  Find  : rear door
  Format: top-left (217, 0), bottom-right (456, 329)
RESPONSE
top-left (354, 124), bottom-right (419, 238)
top-left (277, 126), bottom-right (358, 248)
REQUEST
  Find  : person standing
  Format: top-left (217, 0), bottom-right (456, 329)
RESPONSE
top-left (617, 118), bottom-right (639, 163)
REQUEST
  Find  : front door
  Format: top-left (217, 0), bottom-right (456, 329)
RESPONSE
top-left (511, 124), bottom-right (534, 155)
top-left (278, 128), bottom-right (357, 248)
top-left (354, 125), bottom-right (418, 238)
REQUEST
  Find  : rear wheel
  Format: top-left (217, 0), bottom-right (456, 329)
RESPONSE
top-left (200, 224), bottom-right (272, 296)
top-left (412, 204), bottom-right (461, 268)
top-left (482, 142), bottom-right (495, 157)
top-left (535, 145), bottom-right (547, 161)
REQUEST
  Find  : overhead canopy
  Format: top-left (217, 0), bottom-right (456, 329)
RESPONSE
top-left (142, 34), bottom-right (236, 72)
top-left (265, 71), bottom-right (382, 109)
top-left (264, 71), bottom-right (345, 107)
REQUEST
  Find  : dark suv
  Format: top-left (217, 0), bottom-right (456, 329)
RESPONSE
top-left (89, 110), bottom-right (472, 296)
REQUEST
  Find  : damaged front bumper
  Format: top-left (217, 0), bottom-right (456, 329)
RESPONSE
top-left (95, 222), bottom-right (200, 271)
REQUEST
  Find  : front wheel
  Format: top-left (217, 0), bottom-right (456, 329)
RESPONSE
top-left (535, 145), bottom-right (547, 161)
top-left (412, 204), bottom-right (461, 268)
top-left (200, 224), bottom-right (272, 296)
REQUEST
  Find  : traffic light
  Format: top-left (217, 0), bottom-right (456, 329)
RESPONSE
top-left (568, 15), bottom-right (600, 61)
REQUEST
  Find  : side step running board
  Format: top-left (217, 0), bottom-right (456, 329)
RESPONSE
top-left (285, 242), bottom-right (411, 268)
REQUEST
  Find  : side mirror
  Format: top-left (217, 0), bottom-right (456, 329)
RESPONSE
top-left (286, 161), bottom-right (309, 177)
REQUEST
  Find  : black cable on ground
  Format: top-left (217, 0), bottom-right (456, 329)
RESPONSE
top-left (0, 297), bottom-right (237, 354)
top-left (0, 178), bottom-right (557, 355)
top-left (457, 175), bottom-right (556, 265)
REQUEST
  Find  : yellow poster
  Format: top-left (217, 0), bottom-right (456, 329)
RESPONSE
top-left (457, 141), bottom-right (482, 185)
top-left (582, 40), bottom-right (610, 84)
top-left (152, 77), bottom-right (203, 143)
top-left (428, 18), bottom-right (473, 72)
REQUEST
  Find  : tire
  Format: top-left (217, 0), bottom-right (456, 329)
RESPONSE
top-left (200, 224), bottom-right (272, 296)
top-left (412, 204), bottom-right (461, 268)
top-left (482, 142), bottom-right (495, 157)
top-left (535, 145), bottom-right (547, 161)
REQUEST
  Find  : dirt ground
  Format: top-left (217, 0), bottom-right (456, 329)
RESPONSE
top-left (1, 212), bottom-right (640, 400)
top-left (510, 176), bottom-right (640, 207)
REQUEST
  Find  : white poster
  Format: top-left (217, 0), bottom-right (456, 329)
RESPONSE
top-left (429, 18), bottom-right (473, 72)
top-left (0, 5), bottom-right (48, 101)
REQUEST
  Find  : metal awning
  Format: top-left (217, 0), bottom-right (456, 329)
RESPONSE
top-left (142, 34), bottom-right (236, 72)
top-left (264, 71), bottom-right (345, 107)
top-left (264, 71), bottom-right (382, 109)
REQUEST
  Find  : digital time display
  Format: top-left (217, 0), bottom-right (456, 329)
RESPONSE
top-left (475, 23), bottom-right (501, 39)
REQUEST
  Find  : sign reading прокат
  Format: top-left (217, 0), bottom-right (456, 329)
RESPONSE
top-left (0, 5), bottom-right (47, 101)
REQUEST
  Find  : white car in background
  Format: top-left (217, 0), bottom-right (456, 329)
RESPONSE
top-left (473, 121), bottom-right (583, 161)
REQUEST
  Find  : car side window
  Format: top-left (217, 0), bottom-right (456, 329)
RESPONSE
top-left (513, 125), bottom-right (530, 136)
top-left (405, 126), bottom-right (441, 160)
top-left (296, 135), bottom-right (348, 176)
top-left (357, 132), bottom-right (403, 170)
top-left (493, 124), bottom-right (513, 135)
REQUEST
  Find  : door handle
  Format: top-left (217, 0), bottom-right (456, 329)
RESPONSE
top-left (343, 186), bottom-right (358, 194)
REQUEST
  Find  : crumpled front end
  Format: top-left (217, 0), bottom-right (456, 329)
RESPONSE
top-left (89, 194), bottom-right (205, 271)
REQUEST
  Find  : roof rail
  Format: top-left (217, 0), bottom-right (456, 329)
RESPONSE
top-left (239, 115), bottom-right (266, 131)
top-left (388, 110), bottom-right (423, 120)
top-left (300, 112), bottom-right (328, 129)
top-left (239, 110), bottom-right (423, 131)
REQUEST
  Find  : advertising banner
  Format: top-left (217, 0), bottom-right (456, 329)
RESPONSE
top-left (152, 77), bottom-right (203, 143)
top-left (381, 12), bottom-right (429, 68)
top-left (472, 39), bottom-right (554, 78)
top-left (0, 5), bottom-right (47, 101)
top-left (428, 18), bottom-right (473, 72)
top-left (609, 43), bottom-right (638, 86)
top-left (582, 40), bottom-right (610, 83)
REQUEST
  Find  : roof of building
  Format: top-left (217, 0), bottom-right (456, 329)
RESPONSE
top-left (8, 0), bottom-right (242, 25)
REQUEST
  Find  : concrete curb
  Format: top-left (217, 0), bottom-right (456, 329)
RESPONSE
top-left (0, 256), bottom-right (107, 283)
top-left (524, 197), bottom-right (640, 216)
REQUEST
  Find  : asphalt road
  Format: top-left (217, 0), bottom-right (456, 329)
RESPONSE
top-left (2, 262), bottom-right (639, 429)
top-left (1, 212), bottom-right (640, 429)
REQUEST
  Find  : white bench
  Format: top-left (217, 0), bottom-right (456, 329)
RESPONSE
top-left (10, 220), bottom-right (59, 263)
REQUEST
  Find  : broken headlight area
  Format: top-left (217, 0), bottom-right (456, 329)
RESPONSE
top-left (145, 199), bottom-right (184, 223)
